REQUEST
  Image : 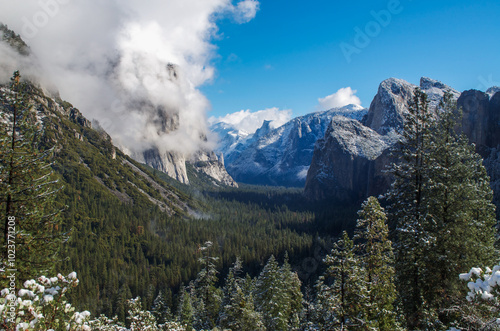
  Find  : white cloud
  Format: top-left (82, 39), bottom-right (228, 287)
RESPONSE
top-left (232, 0), bottom-right (260, 23)
top-left (317, 87), bottom-right (362, 110)
top-left (0, 0), bottom-right (260, 158)
top-left (209, 107), bottom-right (292, 133)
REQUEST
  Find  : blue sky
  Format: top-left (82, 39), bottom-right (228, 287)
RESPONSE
top-left (202, 0), bottom-right (500, 120)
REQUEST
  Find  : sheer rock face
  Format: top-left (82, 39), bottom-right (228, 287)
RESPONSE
top-left (142, 147), bottom-right (238, 187)
top-left (141, 106), bottom-right (237, 187)
top-left (304, 116), bottom-right (395, 201)
top-left (304, 77), bottom-right (473, 204)
top-left (143, 148), bottom-right (190, 184)
top-left (488, 92), bottom-right (500, 148)
top-left (457, 90), bottom-right (492, 150)
top-left (455, 90), bottom-right (500, 153)
top-left (458, 90), bottom-right (500, 211)
top-left (305, 78), bottom-right (416, 202)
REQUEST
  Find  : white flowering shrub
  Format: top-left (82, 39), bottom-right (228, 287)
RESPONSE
top-left (0, 272), bottom-right (92, 330)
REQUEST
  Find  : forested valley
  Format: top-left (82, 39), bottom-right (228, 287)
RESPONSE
top-left (1, 70), bottom-right (500, 330)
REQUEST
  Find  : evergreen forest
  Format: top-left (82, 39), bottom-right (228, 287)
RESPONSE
top-left (1, 72), bottom-right (500, 330)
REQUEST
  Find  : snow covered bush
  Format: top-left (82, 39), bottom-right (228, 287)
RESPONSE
top-left (0, 273), bottom-right (187, 331)
top-left (457, 265), bottom-right (500, 329)
top-left (0, 272), bottom-right (92, 330)
top-left (460, 266), bottom-right (500, 303)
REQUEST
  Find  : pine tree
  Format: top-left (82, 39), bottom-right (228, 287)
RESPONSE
top-left (281, 252), bottom-right (303, 329)
top-left (219, 258), bottom-right (265, 330)
top-left (354, 196), bottom-right (397, 330)
top-left (151, 289), bottom-right (172, 325)
top-left (386, 88), bottom-right (437, 329)
top-left (387, 89), bottom-right (498, 328)
top-left (192, 241), bottom-right (222, 329)
top-left (115, 284), bottom-right (133, 323)
top-left (176, 285), bottom-right (194, 331)
top-left (0, 71), bottom-right (65, 286)
top-left (425, 92), bottom-right (497, 318)
top-left (126, 297), bottom-right (158, 330)
top-left (318, 231), bottom-right (367, 330)
top-left (254, 255), bottom-right (290, 330)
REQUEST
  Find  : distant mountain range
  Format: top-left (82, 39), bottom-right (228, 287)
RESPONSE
top-left (211, 76), bottom-right (500, 213)
top-left (211, 104), bottom-right (367, 187)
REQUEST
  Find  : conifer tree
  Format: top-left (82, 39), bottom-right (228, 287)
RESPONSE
top-left (387, 89), bottom-right (498, 328)
top-left (126, 297), bottom-right (158, 330)
top-left (176, 285), bottom-right (194, 331)
top-left (192, 241), bottom-right (222, 329)
top-left (318, 231), bottom-right (367, 330)
top-left (115, 284), bottom-right (133, 322)
top-left (151, 289), bottom-right (173, 325)
top-left (0, 71), bottom-right (65, 285)
top-left (219, 258), bottom-right (264, 330)
top-left (255, 255), bottom-right (291, 330)
top-left (386, 88), bottom-right (437, 329)
top-left (281, 252), bottom-right (303, 329)
top-left (354, 196), bottom-right (397, 329)
top-left (425, 92), bottom-right (497, 317)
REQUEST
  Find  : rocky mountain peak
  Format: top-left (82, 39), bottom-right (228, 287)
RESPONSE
top-left (254, 120), bottom-right (273, 139)
top-left (364, 78), bottom-right (416, 134)
top-left (420, 77), bottom-right (461, 107)
top-left (420, 76), bottom-right (447, 90)
top-left (326, 116), bottom-right (389, 159)
top-left (214, 106), bottom-right (368, 187)
top-left (305, 77), bottom-right (500, 215)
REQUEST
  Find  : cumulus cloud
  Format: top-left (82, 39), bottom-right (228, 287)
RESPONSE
top-left (0, 0), bottom-right (259, 158)
top-left (209, 107), bottom-right (292, 133)
top-left (317, 87), bottom-right (361, 110)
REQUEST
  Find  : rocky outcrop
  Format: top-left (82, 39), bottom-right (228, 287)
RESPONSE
top-left (218, 105), bottom-right (367, 187)
top-left (190, 151), bottom-right (238, 187)
top-left (141, 103), bottom-right (237, 187)
top-left (488, 92), bottom-right (500, 148)
top-left (456, 90), bottom-right (500, 210)
top-left (487, 87), bottom-right (500, 98)
top-left (143, 145), bottom-right (238, 187)
top-left (70, 108), bottom-right (92, 128)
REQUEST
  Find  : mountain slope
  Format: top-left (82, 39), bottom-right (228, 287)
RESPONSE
top-left (0, 25), bottom-right (320, 318)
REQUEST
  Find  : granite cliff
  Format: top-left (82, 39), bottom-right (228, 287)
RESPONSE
top-left (303, 77), bottom-right (498, 207)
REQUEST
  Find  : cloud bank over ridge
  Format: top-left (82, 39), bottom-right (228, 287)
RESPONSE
top-left (209, 107), bottom-right (292, 134)
top-left (0, 0), bottom-right (259, 158)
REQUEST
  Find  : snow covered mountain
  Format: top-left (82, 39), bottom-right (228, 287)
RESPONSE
top-left (305, 77), bottom-right (500, 213)
top-left (211, 104), bottom-right (367, 187)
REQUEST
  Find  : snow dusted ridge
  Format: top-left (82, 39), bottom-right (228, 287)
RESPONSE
top-left (211, 104), bottom-right (368, 187)
top-left (420, 77), bottom-right (461, 106)
top-left (487, 86), bottom-right (500, 99)
top-left (305, 77), bottom-right (500, 206)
